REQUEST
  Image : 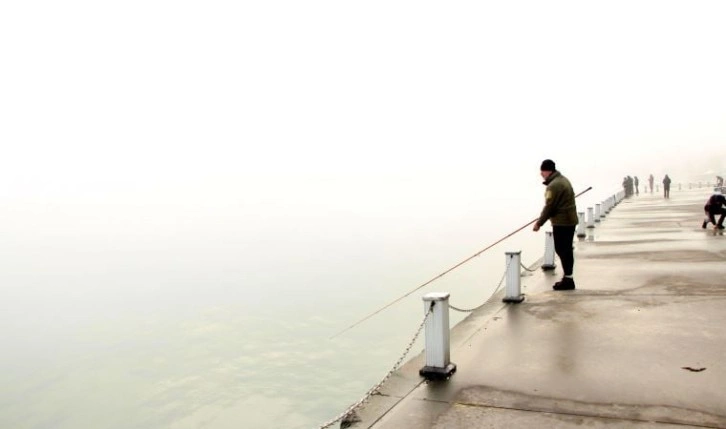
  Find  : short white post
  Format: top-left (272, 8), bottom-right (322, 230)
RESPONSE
top-left (503, 251), bottom-right (524, 303)
top-left (600, 201), bottom-right (607, 218)
top-left (577, 212), bottom-right (586, 237)
top-left (587, 207), bottom-right (595, 228)
top-left (541, 231), bottom-right (556, 271)
top-left (419, 293), bottom-right (456, 379)
top-left (595, 204), bottom-right (602, 222)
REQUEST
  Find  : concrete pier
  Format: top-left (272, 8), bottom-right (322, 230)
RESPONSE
top-left (348, 188), bottom-right (726, 428)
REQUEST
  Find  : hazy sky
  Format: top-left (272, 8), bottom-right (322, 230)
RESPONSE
top-left (2, 1), bottom-right (725, 203)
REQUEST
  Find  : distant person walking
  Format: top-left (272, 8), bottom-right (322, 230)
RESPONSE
top-left (533, 159), bottom-right (578, 290)
top-left (663, 174), bottom-right (672, 198)
top-left (623, 176), bottom-right (634, 197)
top-left (703, 189), bottom-right (726, 230)
top-left (626, 176), bottom-right (634, 197)
top-left (623, 176), bottom-right (630, 198)
top-left (717, 176), bottom-right (724, 188)
top-left (634, 176), bottom-right (640, 195)
top-left (648, 174), bottom-right (654, 193)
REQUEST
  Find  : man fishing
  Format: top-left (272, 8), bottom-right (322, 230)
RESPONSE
top-left (533, 159), bottom-right (578, 290)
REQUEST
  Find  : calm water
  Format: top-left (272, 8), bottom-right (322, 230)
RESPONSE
top-left (0, 173), bottom-right (610, 429)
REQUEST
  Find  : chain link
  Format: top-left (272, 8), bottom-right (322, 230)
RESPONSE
top-left (316, 302), bottom-right (434, 429)
top-left (520, 262), bottom-right (537, 272)
top-left (449, 257), bottom-right (513, 313)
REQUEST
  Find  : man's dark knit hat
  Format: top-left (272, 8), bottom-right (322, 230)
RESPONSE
top-left (540, 159), bottom-right (556, 172)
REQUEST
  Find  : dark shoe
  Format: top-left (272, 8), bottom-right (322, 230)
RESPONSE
top-left (719, 225), bottom-right (725, 230)
top-left (553, 277), bottom-right (575, 290)
top-left (702, 221), bottom-right (708, 229)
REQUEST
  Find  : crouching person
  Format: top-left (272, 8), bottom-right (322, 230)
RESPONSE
top-left (703, 189), bottom-right (726, 230)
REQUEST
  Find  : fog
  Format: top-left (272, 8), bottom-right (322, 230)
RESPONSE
top-left (2, 1), bottom-right (726, 428)
top-left (3, 1), bottom-right (726, 201)
top-left (3, 0), bottom-right (724, 285)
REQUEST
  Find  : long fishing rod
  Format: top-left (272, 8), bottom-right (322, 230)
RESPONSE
top-left (330, 186), bottom-right (593, 339)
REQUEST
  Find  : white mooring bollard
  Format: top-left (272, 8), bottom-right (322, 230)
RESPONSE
top-left (503, 251), bottom-right (524, 303)
top-left (587, 207), bottom-right (595, 228)
top-left (577, 212), bottom-right (586, 238)
top-left (595, 203), bottom-right (602, 222)
top-left (419, 293), bottom-right (456, 380)
top-left (541, 231), bottom-right (556, 271)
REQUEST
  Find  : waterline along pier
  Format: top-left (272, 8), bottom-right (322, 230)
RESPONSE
top-left (317, 183), bottom-right (726, 429)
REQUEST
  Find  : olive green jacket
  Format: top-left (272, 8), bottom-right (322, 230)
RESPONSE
top-left (537, 171), bottom-right (578, 227)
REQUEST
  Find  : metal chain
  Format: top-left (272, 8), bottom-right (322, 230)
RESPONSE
top-left (316, 302), bottom-right (434, 429)
top-left (520, 262), bottom-right (537, 272)
top-left (449, 257), bottom-right (513, 313)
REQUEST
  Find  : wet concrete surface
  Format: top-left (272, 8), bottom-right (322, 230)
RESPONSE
top-left (347, 188), bottom-right (726, 428)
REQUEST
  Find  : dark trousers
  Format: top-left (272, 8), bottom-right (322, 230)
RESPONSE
top-left (553, 225), bottom-right (576, 276)
top-left (708, 207), bottom-right (726, 226)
